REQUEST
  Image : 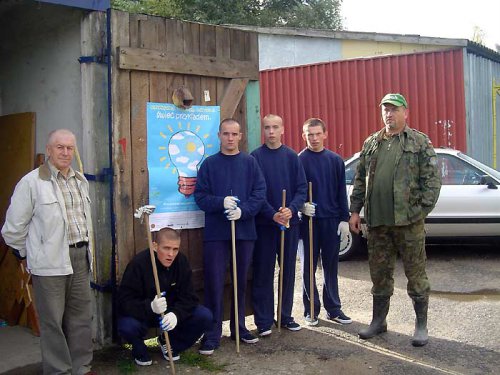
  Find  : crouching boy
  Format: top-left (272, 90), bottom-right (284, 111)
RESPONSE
top-left (117, 227), bottom-right (212, 365)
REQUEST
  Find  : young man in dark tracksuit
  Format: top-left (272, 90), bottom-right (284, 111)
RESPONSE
top-left (194, 118), bottom-right (266, 355)
top-left (117, 227), bottom-right (212, 366)
top-left (251, 114), bottom-right (307, 336)
top-left (299, 118), bottom-right (352, 326)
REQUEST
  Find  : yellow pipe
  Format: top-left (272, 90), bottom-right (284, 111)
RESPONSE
top-left (493, 79), bottom-right (500, 169)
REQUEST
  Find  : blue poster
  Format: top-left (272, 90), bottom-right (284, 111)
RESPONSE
top-left (147, 102), bottom-right (220, 230)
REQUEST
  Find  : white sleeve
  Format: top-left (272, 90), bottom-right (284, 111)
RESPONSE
top-left (1, 178), bottom-right (34, 257)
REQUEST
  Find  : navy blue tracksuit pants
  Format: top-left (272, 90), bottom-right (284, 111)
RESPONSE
top-left (202, 240), bottom-right (254, 346)
top-left (252, 224), bottom-right (300, 330)
top-left (299, 217), bottom-right (342, 318)
top-left (118, 305), bottom-right (212, 358)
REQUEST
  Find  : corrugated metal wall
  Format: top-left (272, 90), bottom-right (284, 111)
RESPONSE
top-left (260, 49), bottom-right (467, 158)
top-left (463, 51), bottom-right (500, 168)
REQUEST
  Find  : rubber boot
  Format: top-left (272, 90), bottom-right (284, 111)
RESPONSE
top-left (359, 296), bottom-right (390, 339)
top-left (412, 296), bottom-right (429, 347)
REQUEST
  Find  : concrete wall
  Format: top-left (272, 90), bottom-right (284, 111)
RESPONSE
top-left (0, 1), bottom-right (113, 347)
top-left (259, 34), bottom-right (342, 71)
top-left (258, 33), bottom-right (459, 71)
top-left (0, 1), bottom-right (85, 154)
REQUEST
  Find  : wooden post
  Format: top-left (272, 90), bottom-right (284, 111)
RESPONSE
top-left (144, 215), bottom-right (176, 374)
top-left (277, 189), bottom-right (286, 332)
top-left (308, 182), bottom-right (314, 321)
top-left (231, 220), bottom-right (240, 353)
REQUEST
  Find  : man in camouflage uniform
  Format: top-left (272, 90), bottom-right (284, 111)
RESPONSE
top-left (349, 93), bottom-right (441, 347)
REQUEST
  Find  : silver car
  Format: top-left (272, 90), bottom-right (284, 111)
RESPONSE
top-left (340, 148), bottom-right (500, 260)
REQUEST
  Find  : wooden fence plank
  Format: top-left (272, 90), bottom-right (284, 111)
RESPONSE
top-left (245, 31), bottom-right (259, 67)
top-left (230, 29), bottom-right (246, 61)
top-left (130, 15), bottom-right (152, 252)
top-left (111, 10), bottom-right (134, 281)
top-left (200, 24), bottom-right (217, 107)
top-left (118, 47), bottom-right (259, 80)
top-left (200, 24), bottom-right (217, 97)
top-left (229, 28), bottom-right (249, 148)
top-left (200, 24), bottom-right (216, 57)
top-left (216, 26), bottom-right (230, 59)
top-left (181, 22), bottom-right (203, 269)
top-left (190, 24), bottom-right (218, 281)
top-left (244, 31), bottom-right (260, 152)
top-left (220, 78), bottom-right (249, 121)
top-left (148, 16), bottom-right (168, 103)
top-left (182, 22), bottom-right (201, 106)
top-left (165, 19), bottom-right (184, 103)
top-left (216, 26), bottom-right (231, 121)
top-left (162, 19), bottom-right (185, 264)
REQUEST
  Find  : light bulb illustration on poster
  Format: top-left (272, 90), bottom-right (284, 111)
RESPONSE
top-left (147, 102), bottom-right (220, 230)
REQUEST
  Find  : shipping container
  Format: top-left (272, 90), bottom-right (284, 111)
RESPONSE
top-left (260, 48), bottom-right (500, 168)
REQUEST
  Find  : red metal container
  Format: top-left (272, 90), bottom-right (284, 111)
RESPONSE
top-left (260, 49), bottom-right (467, 158)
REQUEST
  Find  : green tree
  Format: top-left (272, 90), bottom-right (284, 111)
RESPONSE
top-left (181, 0), bottom-right (262, 25)
top-left (111, 0), bottom-right (344, 30)
top-left (112, 0), bottom-right (182, 18)
top-left (259, 0), bottom-right (343, 29)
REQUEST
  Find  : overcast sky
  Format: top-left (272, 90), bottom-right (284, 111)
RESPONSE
top-left (341, 0), bottom-right (500, 50)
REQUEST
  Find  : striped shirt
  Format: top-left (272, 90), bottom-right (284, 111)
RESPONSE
top-left (48, 161), bottom-right (88, 246)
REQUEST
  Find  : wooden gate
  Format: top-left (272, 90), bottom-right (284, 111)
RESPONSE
top-left (0, 112), bottom-right (39, 335)
top-left (110, 10), bottom-right (259, 293)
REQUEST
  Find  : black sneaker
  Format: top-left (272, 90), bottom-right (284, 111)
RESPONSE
top-left (134, 353), bottom-right (152, 366)
top-left (157, 336), bottom-right (180, 361)
top-left (328, 311), bottom-right (352, 324)
top-left (305, 314), bottom-right (319, 326)
top-left (281, 321), bottom-right (302, 331)
top-left (258, 327), bottom-right (272, 337)
top-left (231, 332), bottom-right (259, 344)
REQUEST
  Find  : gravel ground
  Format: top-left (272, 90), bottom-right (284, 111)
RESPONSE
top-left (5, 243), bottom-right (500, 375)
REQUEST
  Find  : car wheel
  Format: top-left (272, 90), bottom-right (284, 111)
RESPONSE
top-left (339, 230), bottom-right (367, 261)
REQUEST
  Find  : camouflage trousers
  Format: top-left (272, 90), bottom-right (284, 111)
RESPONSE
top-left (367, 219), bottom-right (430, 299)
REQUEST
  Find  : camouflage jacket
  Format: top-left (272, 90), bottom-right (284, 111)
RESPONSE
top-left (350, 126), bottom-right (441, 226)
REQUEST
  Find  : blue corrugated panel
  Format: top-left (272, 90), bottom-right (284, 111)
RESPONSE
top-left (39, 0), bottom-right (110, 11)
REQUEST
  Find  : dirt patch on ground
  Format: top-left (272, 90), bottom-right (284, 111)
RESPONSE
top-left (91, 318), bottom-right (432, 375)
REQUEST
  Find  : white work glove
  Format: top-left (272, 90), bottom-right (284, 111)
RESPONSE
top-left (223, 196), bottom-right (240, 210)
top-left (300, 202), bottom-right (316, 217)
top-left (151, 293), bottom-right (167, 314)
top-left (159, 312), bottom-right (178, 332)
top-left (225, 207), bottom-right (242, 221)
top-left (134, 205), bottom-right (156, 222)
top-left (337, 221), bottom-right (350, 241)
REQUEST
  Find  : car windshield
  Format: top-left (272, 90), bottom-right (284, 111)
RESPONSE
top-left (457, 152), bottom-right (500, 181)
top-left (344, 151), bottom-right (500, 185)
top-left (345, 158), bottom-right (359, 185)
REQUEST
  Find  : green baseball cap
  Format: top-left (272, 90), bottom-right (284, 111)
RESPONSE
top-left (379, 93), bottom-right (408, 108)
